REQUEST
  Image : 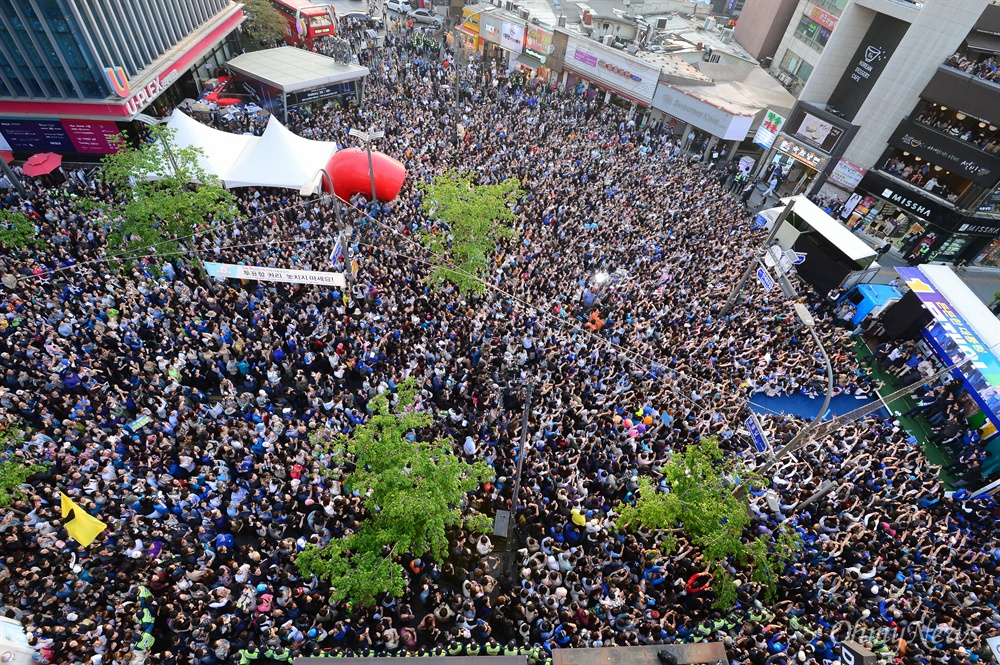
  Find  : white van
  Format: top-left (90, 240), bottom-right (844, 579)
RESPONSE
top-left (0, 616), bottom-right (33, 665)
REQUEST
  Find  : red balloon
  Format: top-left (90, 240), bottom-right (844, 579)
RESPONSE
top-left (324, 148), bottom-right (407, 202)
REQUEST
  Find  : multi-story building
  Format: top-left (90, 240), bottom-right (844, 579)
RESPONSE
top-left (733, 0), bottom-right (799, 62)
top-left (770, 0), bottom-right (848, 95)
top-left (0, 0), bottom-right (244, 158)
top-left (762, 0), bottom-right (1000, 267)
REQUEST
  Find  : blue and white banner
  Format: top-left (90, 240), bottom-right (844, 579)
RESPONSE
top-left (204, 262), bottom-right (346, 288)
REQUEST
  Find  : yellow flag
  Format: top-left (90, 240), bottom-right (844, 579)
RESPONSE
top-left (60, 492), bottom-right (107, 547)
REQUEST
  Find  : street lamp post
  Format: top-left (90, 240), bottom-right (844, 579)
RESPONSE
top-left (348, 127), bottom-right (384, 210)
top-left (307, 168), bottom-right (354, 289)
top-left (721, 199), bottom-right (795, 317)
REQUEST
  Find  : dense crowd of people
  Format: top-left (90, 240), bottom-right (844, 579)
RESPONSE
top-left (1, 18), bottom-right (999, 665)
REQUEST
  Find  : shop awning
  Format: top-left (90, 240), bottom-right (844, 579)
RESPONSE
top-left (966, 30), bottom-right (1000, 54)
top-left (516, 53), bottom-right (544, 70)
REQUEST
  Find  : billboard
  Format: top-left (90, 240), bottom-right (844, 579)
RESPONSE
top-left (826, 13), bottom-right (909, 121)
top-left (786, 106), bottom-right (848, 153)
top-left (564, 36), bottom-right (660, 105)
top-left (0, 118), bottom-right (122, 154)
top-left (896, 267), bottom-right (1000, 417)
top-left (828, 158), bottom-right (867, 189)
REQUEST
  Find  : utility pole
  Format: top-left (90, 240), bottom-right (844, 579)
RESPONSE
top-left (509, 381), bottom-right (533, 515)
top-left (721, 198), bottom-right (795, 316)
top-left (494, 380), bottom-right (532, 540)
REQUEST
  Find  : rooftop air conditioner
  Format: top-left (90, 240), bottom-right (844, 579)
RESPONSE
top-left (721, 27), bottom-right (734, 43)
top-left (518, 7), bottom-right (529, 19)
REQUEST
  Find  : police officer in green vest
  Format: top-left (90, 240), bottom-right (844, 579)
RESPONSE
top-left (136, 606), bottom-right (155, 632)
top-left (135, 630), bottom-right (155, 652)
top-left (484, 638), bottom-right (503, 656)
top-left (446, 640), bottom-right (464, 656)
top-left (265, 644), bottom-right (292, 662)
top-left (238, 643), bottom-right (261, 664)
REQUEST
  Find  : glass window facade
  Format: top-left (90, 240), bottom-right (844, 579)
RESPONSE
top-left (0, 0), bottom-right (233, 101)
top-left (794, 14), bottom-right (833, 52)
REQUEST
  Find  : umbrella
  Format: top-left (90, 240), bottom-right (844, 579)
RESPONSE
top-left (0, 151), bottom-right (12, 165)
top-left (22, 152), bottom-right (62, 177)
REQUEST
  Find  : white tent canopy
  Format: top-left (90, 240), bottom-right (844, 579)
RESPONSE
top-left (224, 116), bottom-right (337, 190)
top-left (165, 110), bottom-right (258, 183)
top-left (158, 110), bottom-right (336, 191)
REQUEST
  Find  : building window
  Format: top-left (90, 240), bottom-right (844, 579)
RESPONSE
top-left (811, 0), bottom-right (847, 16)
top-left (793, 15), bottom-right (833, 52)
top-left (780, 51), bottom-right (813, 82)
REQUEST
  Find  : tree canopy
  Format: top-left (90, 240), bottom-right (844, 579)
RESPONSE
top-left (0, 210), bottom-right (40, 250)
top-left (297, 379), bottom-right (493, 606)
top-left (0, 421), bottom-right (49, 509)
top-left (418, 170), bottom-right (521, 294)
top-left (240, 0), bottom-right (288, 48)
top-left (100, 127), bottom-right (237, 268)
top-left (616, 436), bottom-right (801, 609)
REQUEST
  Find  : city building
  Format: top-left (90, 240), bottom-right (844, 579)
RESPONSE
top-left (761, 0), bottom-right (1000, 267)
top-left (770, 0), bottom-right (848, 95)
top-left (0, 0), bottom-right (244, 157)
top-left (732, 0), bottom-right (799, 62)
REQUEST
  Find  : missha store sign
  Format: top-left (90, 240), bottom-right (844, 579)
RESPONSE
top-left (564, 36), bottom-right (659, 105)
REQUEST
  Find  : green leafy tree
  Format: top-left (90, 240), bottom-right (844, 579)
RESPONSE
top-left (0, 421), bottom-right (49, 509)
top-left (418, 170), bottom-right (522, 294)
top-left (100, 127), bottom-right (237, 268)
top-left (297, 379), bottom-right (493, 606)
top-left (0, 210), bottom-right (40, 250)
top-left (616, 436), bottom-right (801, 609)
top-left (241, 0), bottom-right (289, 48)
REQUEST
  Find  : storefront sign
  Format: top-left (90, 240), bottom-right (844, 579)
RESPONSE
top-left (809, 7), bottom-right (838, 31)
top-left (479, 14), bottom-right (503, 44)
top-left (826, 14), bottom-right (909, 122)
top-left (124, 67), bottom-right (181, 117)
top-left (500, 21), bottom-right (525, 53)
top-left (288, 81), bottom-right (356, 106)
top-left (0, 118), bottom-right (122, 154)
top-left (956, 220), bottom-right (1000, 237)
top-left (889, 120), bottom-right (1000, 187)
top-left (652, 85), bottom-right (753, 140)
top-left (856, 172), bottom-right (947, 220)
top-left (753, 109), bottom-right (785, 150)
top-left (829, 158), bottom-right (867, 189)
top-left (525, 26), bottom-right (553, 61)
top-left (564, 37), bottom-right (660, 105)
top-left (104, 66), bottom-right (130, 97)
top-left (775, 136), bottom-right (827, 170)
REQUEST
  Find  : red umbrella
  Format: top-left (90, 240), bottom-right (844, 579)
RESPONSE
top-left (22, 152), bottom-right (62, 177)
top-left (0, 151), bottom-right (12, 165)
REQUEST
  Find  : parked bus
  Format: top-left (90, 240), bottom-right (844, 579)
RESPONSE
top-left (269, 0), bottom-right (338, 49)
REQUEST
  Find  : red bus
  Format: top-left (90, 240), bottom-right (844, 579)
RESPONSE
top-left (269, 0), bottom-right (338, 49)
